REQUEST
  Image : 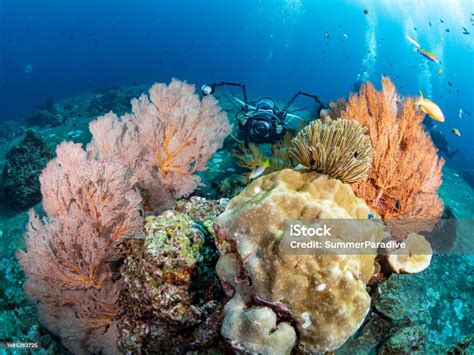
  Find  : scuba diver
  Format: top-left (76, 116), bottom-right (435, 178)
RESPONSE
top-left (201, 81), bottom-right (324, 144)
top-left (425, 119), bottom-right (460, 159)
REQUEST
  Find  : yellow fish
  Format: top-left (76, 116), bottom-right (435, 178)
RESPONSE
top-left (415, 91), bottom-right (445, 122)
top-left (417, 48), bottom-right (440, 64)
top-left (451, 128), bottom-right (461, 136)
top-left (249, 159), bottom-right (271, 180)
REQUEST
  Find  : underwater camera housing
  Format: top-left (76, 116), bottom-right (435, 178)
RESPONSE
top-left (201, 82), bottom-right (324, 144)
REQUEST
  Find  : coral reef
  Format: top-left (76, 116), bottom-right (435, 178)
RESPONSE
top-left (1, 130), bottom-right (54, 210)
top-left (86, 85), bottom-right (145, 117)
top-left (87, 78), bottom-right (231, 211)
top-left (17, 142), bottom-right (144, 354)
top-left (25, 97), bottom-right (64, 127)
top-left (15, 80), bottom-right (232, 353)
top-left (221, 294), bottom-right (297, 354)
top-left (0, 211), bottom-right (63, 353)
top-left (232, 132), bottom-right (294, 180)
top-left (117, 209), bottom-right (225, 354)
top-left (386, 233), bottom-right (432, 274)
top-left (173, 196), bottom-right (229, 236)
top-left (371, 255), bottom-right (473, 351)
top-left (290, 119), bottom-right (374, 183)
top-left (330, 77), bottom-right (444, 226)
top-left (214, 169), bottom-right (386, 352)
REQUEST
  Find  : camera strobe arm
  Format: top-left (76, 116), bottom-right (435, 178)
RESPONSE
top-left (281, 91), bottom-right (324, 117)
top-left (201, 81), bottom-right (249, 111)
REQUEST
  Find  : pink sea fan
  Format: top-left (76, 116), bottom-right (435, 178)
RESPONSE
top-left (87, 78), bottom-right (232, 211)
top-left (17, 141), bottom-right (144, 354)
top-left (19, 142), bottom-right (144, 289)
top-left (29, 280), bottom-right (122, 355)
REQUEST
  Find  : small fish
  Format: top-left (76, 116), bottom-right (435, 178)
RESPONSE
top-left (438, 67), bottom-right (444, 74)
top-left (368, 212), bottom-right (375, 220)
top-left (415, 91), bottom-right (445, 122)
top-left (324, 32), bottom-right (330, 39)
top-left (417, 48), bottom-right (440, 64)
top-left (463, 26), bottom-right (470, 35)
top-left (249, 159), bottom-right (270, 180)
top-left (429, 21), bottom-right (432, 27)
top-left (440, 18), bottom-right (444, 23)
top-left (446, 28), bottom-right (450, 32)
top-left (459, 109), bottom-right (463, 118)
top-left (406, 34), bottom-right (421, 48)
top-left (448, 81), bottom-right (453, 87)
top-left (451, 128), bottom-right (461, 136)
top-left (343, 33), bottom-right (349, 39)
top-left (395, 200), bottom-right (401, 210)
top-left (364, 9), bottom-right (369, 15)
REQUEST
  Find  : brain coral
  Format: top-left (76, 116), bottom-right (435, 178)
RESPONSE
top-left (214, 169), bottom-right (386, 353)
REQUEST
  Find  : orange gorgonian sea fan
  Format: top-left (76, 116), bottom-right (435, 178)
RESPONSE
top-left (17, 142), bottom-right (144, 354)
top-left (87, 78), bottom-right (232, 211)
top-left (331, 77), bottom-right (444, 225)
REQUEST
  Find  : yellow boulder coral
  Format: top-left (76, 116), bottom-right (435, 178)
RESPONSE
top-left (214, 169), bottom-right (386, 353)
top-left (221, 294), bottom-right (297, 354)
top-left (387, 233), bottom-right (432, 274)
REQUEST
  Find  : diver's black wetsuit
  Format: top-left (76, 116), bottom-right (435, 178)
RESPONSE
top-left (424, 119), bottom-right (460, 159)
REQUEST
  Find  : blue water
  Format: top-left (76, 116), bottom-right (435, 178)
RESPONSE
top-left (1, 0), bottom-right (473, 160)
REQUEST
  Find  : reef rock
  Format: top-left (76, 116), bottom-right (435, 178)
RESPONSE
top-left (25, 97), bottom-right (63, 127)
top-left (117, 209), bottom-right (225, 354)
top-left (214, 169), bottom-right (386, 353)
top-left (379, 324), bottom-right (427, 354)
top-left (1, 130), bottom-right (53, 210)
top-left (174, 196), bottom-right (229, 236)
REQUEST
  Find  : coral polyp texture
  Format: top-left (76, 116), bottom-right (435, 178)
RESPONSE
top-left (330, 77), bottom-right (444, 224)
top-left (290, 118), bottom-right (374, 183)
top-left (214, 169), bottom-right (386, 353)
top-left (87, 78), bottom-right (231, 211)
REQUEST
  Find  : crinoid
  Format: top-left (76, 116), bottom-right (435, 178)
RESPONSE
top-left (289, 118), bottom-right (374, 183)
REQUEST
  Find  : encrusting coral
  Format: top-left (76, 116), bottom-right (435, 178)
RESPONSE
top-left (87, 78), bottom-right (231, 211)
top-left (330, 77), bottom-right (444, 226)
top-left (117, 205), bottom-right (226, 354)
top-left (17, 142), bottom-right (144, 354)
top-left (289, 119), bottom-right (374, 183)
top-left (214, 169), bottom-right (386, 353)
